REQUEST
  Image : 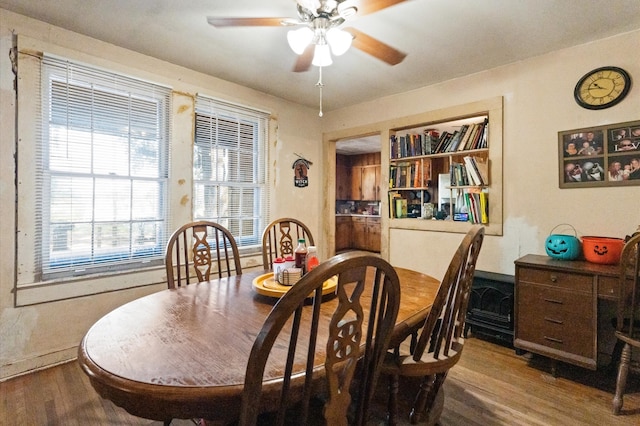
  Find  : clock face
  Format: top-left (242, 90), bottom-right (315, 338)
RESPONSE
top-left (574, 67), bottom-right (631, 110)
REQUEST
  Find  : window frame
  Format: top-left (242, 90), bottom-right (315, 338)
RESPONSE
top-left (193, 95), bottom-right (270, 255)
top-left (15, 48), bottom-right (172, 304)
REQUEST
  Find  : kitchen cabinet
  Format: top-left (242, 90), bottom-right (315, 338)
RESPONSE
top-left (352, 216), bottom-right (367, 250)
top-left (366, 217), bottom-right (381, 252)
top-left (351, 216), bottom-right (380, 253)
top-left (351, 165), bottom-right (380, 201)
top-left (335, 216), bottom-right (352, 252)
top-left (360, 166), bottom-right (380, 201)
top-left (346, 153), bottom-right (381, 201)
top-left (336, 155), bottom-right (351, 200)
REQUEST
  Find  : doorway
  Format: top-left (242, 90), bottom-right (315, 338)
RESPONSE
top-left (334, 135), bottom-right (382, 254)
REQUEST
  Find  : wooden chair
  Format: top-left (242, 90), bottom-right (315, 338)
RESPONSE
top-left (612, 232), bottom-right (640, 415)
top-left (165, 220), bottom-right (242, 289)
top-left (382, 225), bottom-right (485, 425)
top-left (262, 218), bottom-right (314, 269)
top-left (238, 252), bottom-right (401, 426)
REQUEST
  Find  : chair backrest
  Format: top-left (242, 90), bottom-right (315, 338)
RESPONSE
top-left (164, 221), bottom-right (242, 289)
top-left (412, 225), bottom-right (485, 363)
top-left (262, 218), bottom-right (315, 269)
top-left (239, 252), bottom-right (401, 426)
top-left (616, 232), bottom-right (640, 339)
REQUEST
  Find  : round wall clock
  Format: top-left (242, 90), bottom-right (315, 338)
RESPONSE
top-left (574, 66), bottom-right (631, 110)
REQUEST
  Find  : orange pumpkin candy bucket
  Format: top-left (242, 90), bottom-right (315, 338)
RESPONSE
top-left (581, 236), bottom-right (624, 265)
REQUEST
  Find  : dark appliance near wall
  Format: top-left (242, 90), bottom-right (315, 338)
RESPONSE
top-left (465, 270), bottom-right (515, 346)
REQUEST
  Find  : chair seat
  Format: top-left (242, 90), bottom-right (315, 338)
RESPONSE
top-left (380, 226), bottom-right (485, 426)
top-left (383, 341), bottom-right (463, 378)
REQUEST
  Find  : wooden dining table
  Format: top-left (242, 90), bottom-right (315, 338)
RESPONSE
top-left (78, 267), bottom-right (440, 423)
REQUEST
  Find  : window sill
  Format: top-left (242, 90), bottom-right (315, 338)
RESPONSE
top-left (15, 265), bottom-right (167, 306)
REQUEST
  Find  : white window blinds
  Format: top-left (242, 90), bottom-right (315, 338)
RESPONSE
top-left (36, 55), bottom-right (172, 279)
top-left (194, 95), bottom-right (269, 251)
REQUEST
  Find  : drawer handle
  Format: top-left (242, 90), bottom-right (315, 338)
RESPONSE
top-left (544, 336), bottom-right (563, 344)
top-left (543, 298), bottom-right (564, 304)
top-left (544, 317), bottom-right (563, 324)
top-left (550, 274), bottom-right (558, 283)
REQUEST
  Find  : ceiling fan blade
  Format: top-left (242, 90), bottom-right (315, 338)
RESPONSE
top-left (207, 16), bottom-right (290, 27)
top-left (346, 0), bottom-right (409, 16)
top-left (293, 44), bottom-right (315, 72)
top-left (344, 28), bottom-right (406, 66)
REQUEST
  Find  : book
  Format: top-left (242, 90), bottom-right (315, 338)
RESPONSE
top-left (398, 135), bottom-right (406, 158)
top-left (398, 163), bottom-right (408, 187)
top-left (423, 130), bottom-right (438, 155)
top-left (469, 118), bottom-right (488, 150)
top-left (477, 118), bottom-right (489, 149)
top-left (434, 131), bottom-right (452, 153)
top-left (446, 129), bottom-right (463, 152)
top-left (410, 134), bottom-right (420, 156)
top-left (389, 135), bottom-right (398, 159)
top-left (463, 156), bottom-right (484, 186)
top-left (479, 191), bottom-right (489, 223)
top-left (413, 160), bottom-right (421, 188)
top-left (388, 191), bottom-right (401, 218)
top-left (389, 165), bottom-right (397, 188)
top-left (395, 198), bottom-right (407, 218)
top-left (422, 161), bottom-right (431, 187)
top-left (459, 163), bottom-right (469, 186)
top-left (463, 123), bottom-right (481, 151)
top-left (457, 123), bottom-right (475, 151)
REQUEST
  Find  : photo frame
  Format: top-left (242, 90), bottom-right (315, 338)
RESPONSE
top-left (559, 119), bottom-right (640, 188)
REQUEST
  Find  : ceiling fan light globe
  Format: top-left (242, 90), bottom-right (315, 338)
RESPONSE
top-left (312, 44), bottom-right (333, 67)
top-left (326, 28), bottom-right (352, 56)
top-left (287, 27), bottom-right (314, 54)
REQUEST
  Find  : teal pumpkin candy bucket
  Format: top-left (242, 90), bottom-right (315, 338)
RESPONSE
top-left (545, 224), bottom-right (581, 260)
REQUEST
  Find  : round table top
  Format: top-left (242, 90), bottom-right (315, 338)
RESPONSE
top-left (78, 267), bottom-right (439, 422)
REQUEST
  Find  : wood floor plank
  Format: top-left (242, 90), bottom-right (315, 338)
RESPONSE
top-left (1, 337), bottom-right (639, 425)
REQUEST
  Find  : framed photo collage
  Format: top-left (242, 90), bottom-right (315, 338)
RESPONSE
top-left (559, 119), bottom-right (640, 188)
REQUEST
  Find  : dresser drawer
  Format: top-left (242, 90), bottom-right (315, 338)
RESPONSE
top-left (598, 276), bottom-right (618, 299)
top-left (351, 216), bottom-right (367, 224)
top-left (516, 283), bottom-right (594, 358)
top-left (517, 266), bottom-right (592, 293)
top-left (599, 275), bottom-right (635, 301)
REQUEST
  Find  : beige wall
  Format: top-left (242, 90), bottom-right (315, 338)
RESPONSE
top-left (321, 30), bottom-right (640, 281)
top-left (1, 7), bottom-right (639, 380)
top-left (0, 9), bottom-right (322, 379)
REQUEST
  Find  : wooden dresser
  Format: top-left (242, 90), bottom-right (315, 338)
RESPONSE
top-left (514, 254), bottom-right (619, 371)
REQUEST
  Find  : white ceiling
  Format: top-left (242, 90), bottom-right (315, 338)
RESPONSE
top-left (2, 1), bottom-right (640, 155)
top-left (2, 0), bottom-right (640, 115)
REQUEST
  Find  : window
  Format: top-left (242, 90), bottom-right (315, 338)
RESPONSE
top-left (194, 96), bottom-right (269, 253)
top-left (34, 55), bottom-right (171, 280)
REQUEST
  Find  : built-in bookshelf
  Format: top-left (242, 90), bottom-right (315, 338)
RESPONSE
top-left (386, 97), bottom-right (503, 235)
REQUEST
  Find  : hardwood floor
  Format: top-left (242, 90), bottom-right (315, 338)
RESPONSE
top-left (1, 337), bottom-right (639, 425)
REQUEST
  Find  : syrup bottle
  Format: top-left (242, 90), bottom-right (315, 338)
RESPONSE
top-left (294, 238), bottom-right (307, 273)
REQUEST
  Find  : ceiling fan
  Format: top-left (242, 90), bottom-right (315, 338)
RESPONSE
top-left (207, 0), bottom-right (408, 72)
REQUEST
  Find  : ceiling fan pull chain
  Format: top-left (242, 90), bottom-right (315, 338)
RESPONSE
top-left (316, 66), bottom-right (324, 117)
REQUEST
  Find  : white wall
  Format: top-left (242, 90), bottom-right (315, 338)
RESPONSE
top-left (321, 30), bottom-right (640, 281)
top-left (0, 9), bottom-right (323, 379)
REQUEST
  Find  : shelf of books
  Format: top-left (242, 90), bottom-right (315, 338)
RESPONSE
top-left (386, 96), bottom-right (503, 235)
